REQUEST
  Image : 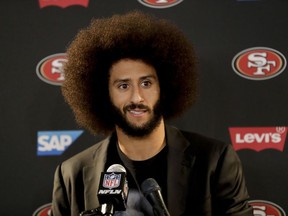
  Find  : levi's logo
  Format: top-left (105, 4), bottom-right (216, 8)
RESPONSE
top-left (229, 127), bottom-right (287, 152)
top-left (39, 0), bottom-right (89, 8)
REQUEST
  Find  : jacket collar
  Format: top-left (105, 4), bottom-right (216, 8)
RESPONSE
top-left (83, 137), bottom-right (110, 210)
top-left (166, 125), bottom-right (196, 216)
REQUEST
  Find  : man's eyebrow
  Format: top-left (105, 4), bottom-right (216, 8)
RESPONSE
top-left (138, 75), bottom-right (158, 85)
top-left (112, 75), bottom-right (157, 85)
top-left (112, 78), bottom-right (130, 85)
top-left (139, 75), bottom-right (157, 81)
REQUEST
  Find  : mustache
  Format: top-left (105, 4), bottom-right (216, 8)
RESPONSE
top-left (124, 103), bottom-right (151, 112)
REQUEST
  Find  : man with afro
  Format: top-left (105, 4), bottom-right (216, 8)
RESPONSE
top-left (51, 11), bottom-right (253, 216)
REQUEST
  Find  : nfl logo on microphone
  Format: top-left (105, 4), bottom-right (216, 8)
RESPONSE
top-left (98, 172), bottom-right (128, 211)
top-left (103, 173), bottom-right (121, 189)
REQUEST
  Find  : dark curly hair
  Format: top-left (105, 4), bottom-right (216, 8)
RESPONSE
top-left (62, 11), bottom-right (198, 135)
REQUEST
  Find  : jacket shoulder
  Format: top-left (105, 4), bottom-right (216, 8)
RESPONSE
top-left (166, 124), bottom-right (230, 155)
top-left (181, 130), bottom-right (228, 150)
top-left (60, 137), bottom-right (110, 173)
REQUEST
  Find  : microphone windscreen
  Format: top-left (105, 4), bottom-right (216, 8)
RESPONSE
top-left (107, 164), bottom-right (126, 173)
top-left (141, 178), bottom-right (161, 196)
top-left (141, 178), bottom-right (171, 216)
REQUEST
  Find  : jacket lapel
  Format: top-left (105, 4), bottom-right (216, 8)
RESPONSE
top-left (83, 137), bottom-right (110, 210)
top-left (166, 126), bottom-right (196, 216)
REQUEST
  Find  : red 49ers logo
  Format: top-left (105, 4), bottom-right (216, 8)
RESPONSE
top-left (32, 203), bottom-right (51, 216)
top-left (138, 0), bottom-right (183, 8)
top-left (232, 47), bottom-right (286, 80)
top-left (36, 53), bottom-right (67, 86)
top-left (249, 200), bottom-right (286, 216)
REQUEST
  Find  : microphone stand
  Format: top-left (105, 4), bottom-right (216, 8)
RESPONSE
top-left (80, 203), bottom-right (114, 216)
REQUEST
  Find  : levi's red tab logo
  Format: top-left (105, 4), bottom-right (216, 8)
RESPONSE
top-left (39, 0), bottom-right (89, 8)
top-left (229, 127), bottom-right (287, 152)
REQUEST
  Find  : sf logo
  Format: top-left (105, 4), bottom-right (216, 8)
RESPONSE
top-left (247, 52), bottom-right (276, 76)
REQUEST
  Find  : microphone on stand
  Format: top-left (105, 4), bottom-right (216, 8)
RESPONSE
top-left (141, 178), bottom-right (170, 216)
top-left (97, 164), bottom-right (129, 214)
top-left (80, 164), bottom-right (128, 216)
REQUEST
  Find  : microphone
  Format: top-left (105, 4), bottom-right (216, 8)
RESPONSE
top-left (97, 164), bottom-right (129, 213)
top-left (141, 178), bottom-right (170, 216)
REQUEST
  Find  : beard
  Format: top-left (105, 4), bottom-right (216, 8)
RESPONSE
top-left (110, 99), bottom-right (163, 137)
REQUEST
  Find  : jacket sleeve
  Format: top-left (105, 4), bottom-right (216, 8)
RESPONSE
top-left (51, 164), bottom-right (71, 216)
top-left (213, 144), bottom-right (253, 216)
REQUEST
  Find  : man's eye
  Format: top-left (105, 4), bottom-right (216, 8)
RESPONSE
top-left (141, 80), bottom-right (152, 88)
top-left (118, 83), bottom-right (128, 89)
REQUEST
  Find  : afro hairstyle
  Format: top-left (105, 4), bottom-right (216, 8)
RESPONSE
top-left (62, 11), bottom-right (198, 135)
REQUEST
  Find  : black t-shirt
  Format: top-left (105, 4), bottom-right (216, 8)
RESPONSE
top-left (104, 135), bottom-right (168, 215)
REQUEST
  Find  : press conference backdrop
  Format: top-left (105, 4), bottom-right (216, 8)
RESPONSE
top-left (0, 0), bottom-right (287, 215)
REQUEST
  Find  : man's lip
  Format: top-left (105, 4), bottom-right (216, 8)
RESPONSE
top-left (128, 109), bottom-right (146, 112)
top-left (128, 109), bottom-right (147, 115)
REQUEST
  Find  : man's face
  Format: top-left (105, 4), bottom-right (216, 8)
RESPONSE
top-left (108, 59), bottom-right (162, 137)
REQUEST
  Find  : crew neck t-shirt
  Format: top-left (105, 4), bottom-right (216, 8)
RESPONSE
top-left (104, 135), bottom-right (168, 215)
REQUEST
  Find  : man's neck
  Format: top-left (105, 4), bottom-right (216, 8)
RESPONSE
top-left (115, 119), bottom-right (166, 161)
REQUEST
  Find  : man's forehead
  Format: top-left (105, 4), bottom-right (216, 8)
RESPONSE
top-left (109, 59), bottom-right (158, 80)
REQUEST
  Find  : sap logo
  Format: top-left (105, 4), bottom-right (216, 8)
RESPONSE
top-left (37, 130), bottom-right (83, 156)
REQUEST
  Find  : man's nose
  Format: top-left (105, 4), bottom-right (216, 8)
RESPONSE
top-left (131, 87), bottom-right (144, 103)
